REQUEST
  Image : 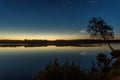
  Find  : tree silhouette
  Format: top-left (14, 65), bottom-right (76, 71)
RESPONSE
top-left (87, 17), bottom-right (114, 51)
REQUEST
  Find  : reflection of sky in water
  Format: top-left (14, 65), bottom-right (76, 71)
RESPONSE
top-left (0, 44), bottom-right (119, 80)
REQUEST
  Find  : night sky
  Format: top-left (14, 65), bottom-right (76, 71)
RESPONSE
top-left (0, 0), bottom-right (120, 40)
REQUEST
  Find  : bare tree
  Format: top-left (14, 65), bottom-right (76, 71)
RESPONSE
top-left (87, 17), bottom-right (114, 51)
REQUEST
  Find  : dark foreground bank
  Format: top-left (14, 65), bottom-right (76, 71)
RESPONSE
top-left (33, 50), bottom-right (120, 80)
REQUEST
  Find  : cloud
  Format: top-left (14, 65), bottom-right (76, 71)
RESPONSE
top-left (80, 52), bottom-right (87, 56)
top-left (88, 0), bottom-right (98, 4)
top-left (79, 29), bottom-right (87, 34)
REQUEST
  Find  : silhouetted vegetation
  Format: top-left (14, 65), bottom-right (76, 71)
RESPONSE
top-left (87, 17), bottom-right (114, 51)
top-left (33, 50), bottom-right (120, 80)
top-left (33, 59), bottom-right (88, 80)
top-left (33, 17), bottom-right (120, 80)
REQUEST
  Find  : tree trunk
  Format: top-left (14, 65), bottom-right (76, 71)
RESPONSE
top-left (103, 36), bottom-right (114, 51)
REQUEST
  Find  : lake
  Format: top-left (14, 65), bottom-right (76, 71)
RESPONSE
top-left (0, 44), bottom-right (119, 80)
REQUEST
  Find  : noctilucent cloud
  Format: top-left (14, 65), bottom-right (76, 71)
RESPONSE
top-left (0, 0), bottom-right (120, 40)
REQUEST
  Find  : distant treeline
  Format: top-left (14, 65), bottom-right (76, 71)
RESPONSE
top-left (0, 39), bottom-right (120, 47)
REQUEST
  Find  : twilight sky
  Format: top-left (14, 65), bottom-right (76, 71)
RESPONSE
top-left (0, 0), bottom-right (120, 40)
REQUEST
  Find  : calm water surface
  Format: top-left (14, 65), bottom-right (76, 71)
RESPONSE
top-left (0, 44), bottom-right (119, 80)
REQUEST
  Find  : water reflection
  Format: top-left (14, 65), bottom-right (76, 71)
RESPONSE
top-left (0, 44), bottom-right (119, 80)
top-left (0, 45), bottom-right (108, 55)
top-left (0, 44), bottom-right (101, 47)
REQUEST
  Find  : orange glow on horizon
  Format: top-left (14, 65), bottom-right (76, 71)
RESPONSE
top-left (0, 34), bottom-right (89, 40)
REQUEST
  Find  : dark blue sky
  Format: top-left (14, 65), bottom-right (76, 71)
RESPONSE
top-left (0, 0), bottom-right (120, 40)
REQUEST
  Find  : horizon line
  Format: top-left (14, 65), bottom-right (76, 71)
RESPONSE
top-left (0, 38), bottom-right (120, 41)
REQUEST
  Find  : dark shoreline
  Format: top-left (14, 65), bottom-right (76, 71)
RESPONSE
top-left (0, 39), bottom-right (119, 47)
